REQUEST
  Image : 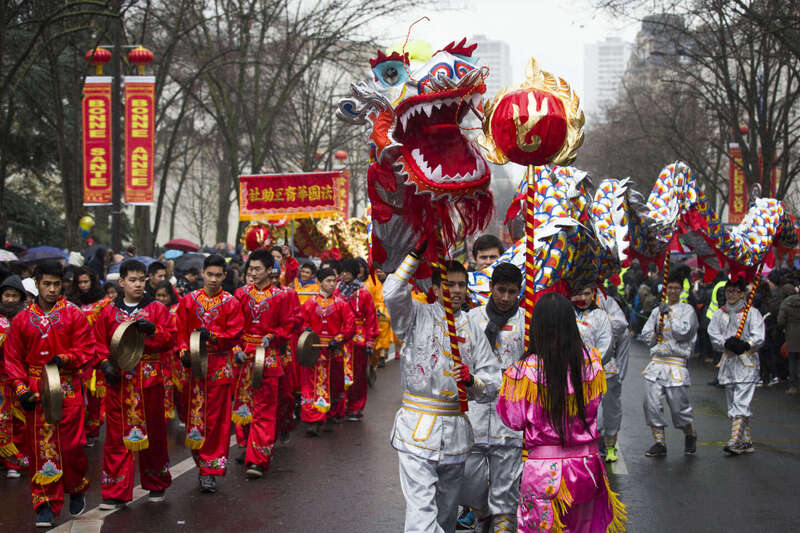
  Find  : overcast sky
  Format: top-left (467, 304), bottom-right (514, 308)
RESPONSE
top-left (372, 0), bottom-right (641, 99)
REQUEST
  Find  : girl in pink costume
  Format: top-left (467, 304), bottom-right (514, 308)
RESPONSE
top-left (496, 293), bottom-right (627, 532)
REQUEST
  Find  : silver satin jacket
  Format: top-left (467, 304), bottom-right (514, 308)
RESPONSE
top-left (384, 254), bottom-right (501, 464)
top-left (596, 293), bottom-right (628, 377)
top-left (640, 302), bottom-right (698, 386)
top-left (465, 305), bottom-right (524, 448)
top-left (575, 307), bottom-right (613, 365)
top-left (708, 301), bottom-right (765, 384)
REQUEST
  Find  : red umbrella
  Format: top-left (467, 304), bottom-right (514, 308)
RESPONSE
top-left (164, 238), bottom-right (200, 252)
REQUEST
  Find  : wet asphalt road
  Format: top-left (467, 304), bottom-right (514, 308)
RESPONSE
top-left (2, 341), bottom-right (800, 532)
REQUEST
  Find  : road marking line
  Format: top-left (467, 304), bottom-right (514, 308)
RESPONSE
top-left (52, 435), bottom-right (238, 533)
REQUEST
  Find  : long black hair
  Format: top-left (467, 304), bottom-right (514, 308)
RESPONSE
top-left (529, 292), bottom-right (589, 445)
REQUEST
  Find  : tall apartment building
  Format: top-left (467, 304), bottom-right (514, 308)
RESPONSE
top-left (471, 34), bottom-right (513, 98)
top-left (583, 37), bottom-right (633, 118)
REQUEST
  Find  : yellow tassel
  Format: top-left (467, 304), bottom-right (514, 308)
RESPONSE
top-left (32, 470), bottom-right (63, 485)
top-left (185, 436), bottom-right (205, 450)
top-left (0, 442), bottom-right (19, 458)
top-left (166, 408), bottom-right (175, 420)
top-left (89, 370), bottom-right (97, 393)
top-left (500, 367), bottom-right (607, 416)
top-left (548, 475), bottom-right (574, 533)
top-left (231, 412), bottom-right (252, 426)
top-left (603, 474), bottom-right (628, 533)
top-left (123, 437), bottom-right (150, 452)
top-left (12, 405), bottom-right (26, 422)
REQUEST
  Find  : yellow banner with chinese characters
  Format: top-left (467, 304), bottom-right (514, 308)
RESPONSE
top-left (239, 171), bottom-right (344, 221)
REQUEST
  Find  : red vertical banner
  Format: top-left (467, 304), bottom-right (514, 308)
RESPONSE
top-left (124, 76), bottom-right (155, 205)
top-left (82, 77), bottom-right (113, 205)
top-left (338, 169), bottom-right (350, 217)
top-left (728, 143), bottom-right (747, 224)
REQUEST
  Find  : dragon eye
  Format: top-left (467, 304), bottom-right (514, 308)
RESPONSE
top-left (371, 60), bottom-right (409, 87)
top-left (384, 66), bottom-right (399, 84)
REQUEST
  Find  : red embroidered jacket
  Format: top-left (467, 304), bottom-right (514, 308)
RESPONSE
top-left (93, 296), bottom-right (177, 388)
top-left (299, 293), bottom-right (356, 350)
top-left (234, 284), bottom-right (300, 376)
top-left (4, 297), bottom-right (94, 397)
top-left (177, 289), bottom-right (244, 353)
top-left (333, 285), bottom-right (379, 349)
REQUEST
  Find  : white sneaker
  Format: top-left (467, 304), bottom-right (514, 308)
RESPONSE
top-left (6, 469), bottom-right (20, 479)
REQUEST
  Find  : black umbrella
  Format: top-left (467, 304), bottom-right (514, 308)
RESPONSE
top-left (82, 244), bottom-right (108, 259)
top-left (173, 253), bottom-right (206, 273)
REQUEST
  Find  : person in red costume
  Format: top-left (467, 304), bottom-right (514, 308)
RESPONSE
top-left (334, 259), bottom-right (378, 421)
top-left (176, 254), bottom-right (244, 494)
top-left (93, 260), bottom-right (177, 509)
top-left (69, 266), bottom-right (111, 446)
top-left (4, 261), bottom-right (94, 528)
top-left (271, 245), bottom-right (299, 287)
top-left (233, 249), bottom-right (299, 479)
top-left (0, 275), bottom-right (30, 479)
top-left (299, 267), bottom-right (355, 436)
top-left (153, 280), bottom-right (182, 422)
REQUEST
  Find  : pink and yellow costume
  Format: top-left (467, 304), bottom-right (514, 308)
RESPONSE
top-left (496, 347), bottom-right (626, 533)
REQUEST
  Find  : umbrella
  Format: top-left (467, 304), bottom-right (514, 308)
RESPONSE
top-left (108, 256), bottom-right (156, 274)
top-left (173, 253), bottom-right (206, 273)
top-left (165, 238), bottom-right (199, 252)
top-left (82, 244), bottom-right (108, 259)
top-left (0, 250), bottom-right (18, 261)
top-left (20, 246), bottom-right (67, 263)
top-left (163, 249), bottom-right (183, 260)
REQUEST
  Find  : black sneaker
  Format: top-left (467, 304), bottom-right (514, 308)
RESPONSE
top-left (723, 443), bottom-right (742, 456)
top-left (85, 436), bottom-right (97, 448)
top-left (199, 474), bottom-right (216, 493)
top-left (305, 423), bottom-right (320, 437)
top-left (278, 431), bottom-right (291, 444)
top-left (99, 498), bottom-right (126, 510)
top-left (739, 442), bottom-right (755, 454)
top-left (245, 464), bottom-right (264, 479)
top-left (645, 442), bottom-right (667, 457)
top-left (235, 450), bottom-right (246, 464)
top-left (684, 433), bottom-right (697, 455)
top-left (148, 490), bottom-right (166, 502)
top-left (35, 504), bottom-right (54, 528)
top-left (69, 493), bottom-right (86, 516)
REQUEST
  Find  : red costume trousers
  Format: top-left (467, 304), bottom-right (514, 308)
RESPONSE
top-left (346, 345), bottom-right (369, 412)
top-left (26, 396), bottom-right (88, 515)
top-left (1, 382), bottom-right (29, 470)
top-left (232, 363), bottom-right (250, 447)
top-left (102, 383), bottom-right (171, 501)
top-left (85, 373), bottom-right (105, 438)
top-left (330, 356), bottom-right (346, 419)
top-left (277, 373), bottom-right (297, 435)
top-left (300, 351), bottom-right (331, 424)
top-left (192, 381), bottom-right (233, 476)
top-left (245, 376), bottom-right (279, 468)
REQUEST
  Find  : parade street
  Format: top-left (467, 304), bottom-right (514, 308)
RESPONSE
top-left (3, 340), bottom-right (800, 532)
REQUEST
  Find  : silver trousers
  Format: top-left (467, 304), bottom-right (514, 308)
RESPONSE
top-left (643, 380), bottom-right (693, 428)
top-left (598, 375), bottom-right (623, 437)
top-left (725, 383), bottom-right (756, 418)
top-left (398, 451), bottom-right (464, 533)
top-left (458, 444), bottom-right (521, 531)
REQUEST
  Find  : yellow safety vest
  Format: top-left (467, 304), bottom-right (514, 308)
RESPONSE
top-left (705, 280), bottom-right (726, 320)
top-left (680, 278), bottom-right (690, 303)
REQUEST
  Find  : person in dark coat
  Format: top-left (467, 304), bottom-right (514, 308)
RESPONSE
top-left (777, 283), bottom-right (800, 393)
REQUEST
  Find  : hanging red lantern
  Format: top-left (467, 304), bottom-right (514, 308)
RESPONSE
top-left (85, 48), bottom-right (112, 75)
top-left (334, 150), bottom-right (348, 161)
top-left (128, 46), bottom-right (154, 75)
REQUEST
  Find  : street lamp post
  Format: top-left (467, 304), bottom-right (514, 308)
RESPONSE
top-left (111, 0), bottom-right (122, 251)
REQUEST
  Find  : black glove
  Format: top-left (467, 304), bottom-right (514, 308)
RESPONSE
top-left (234, 351), bottom-right (248, 365)
top-left (724, 337), bottom-right (751, 355)
top-left (180, 350), bottom-right (192, 369)
top-left (196, 328), bottom-right (212, 342)
top-left (410, 240), bottom-right (428, 259)
top-left (100, 360), bottom-right (121, 385)
top-left (304, 327), bottom-right (313, 333)
top-left (327, 339), bottom-right (342, 351)
top-left (134, 319), bottom-right (156, 335)
top-left (19, 391), bottom-right (37, 411)
top-left (47, 355), bottom-right (64, 369)
top-left (365, 347), bottom-right (374, 358)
